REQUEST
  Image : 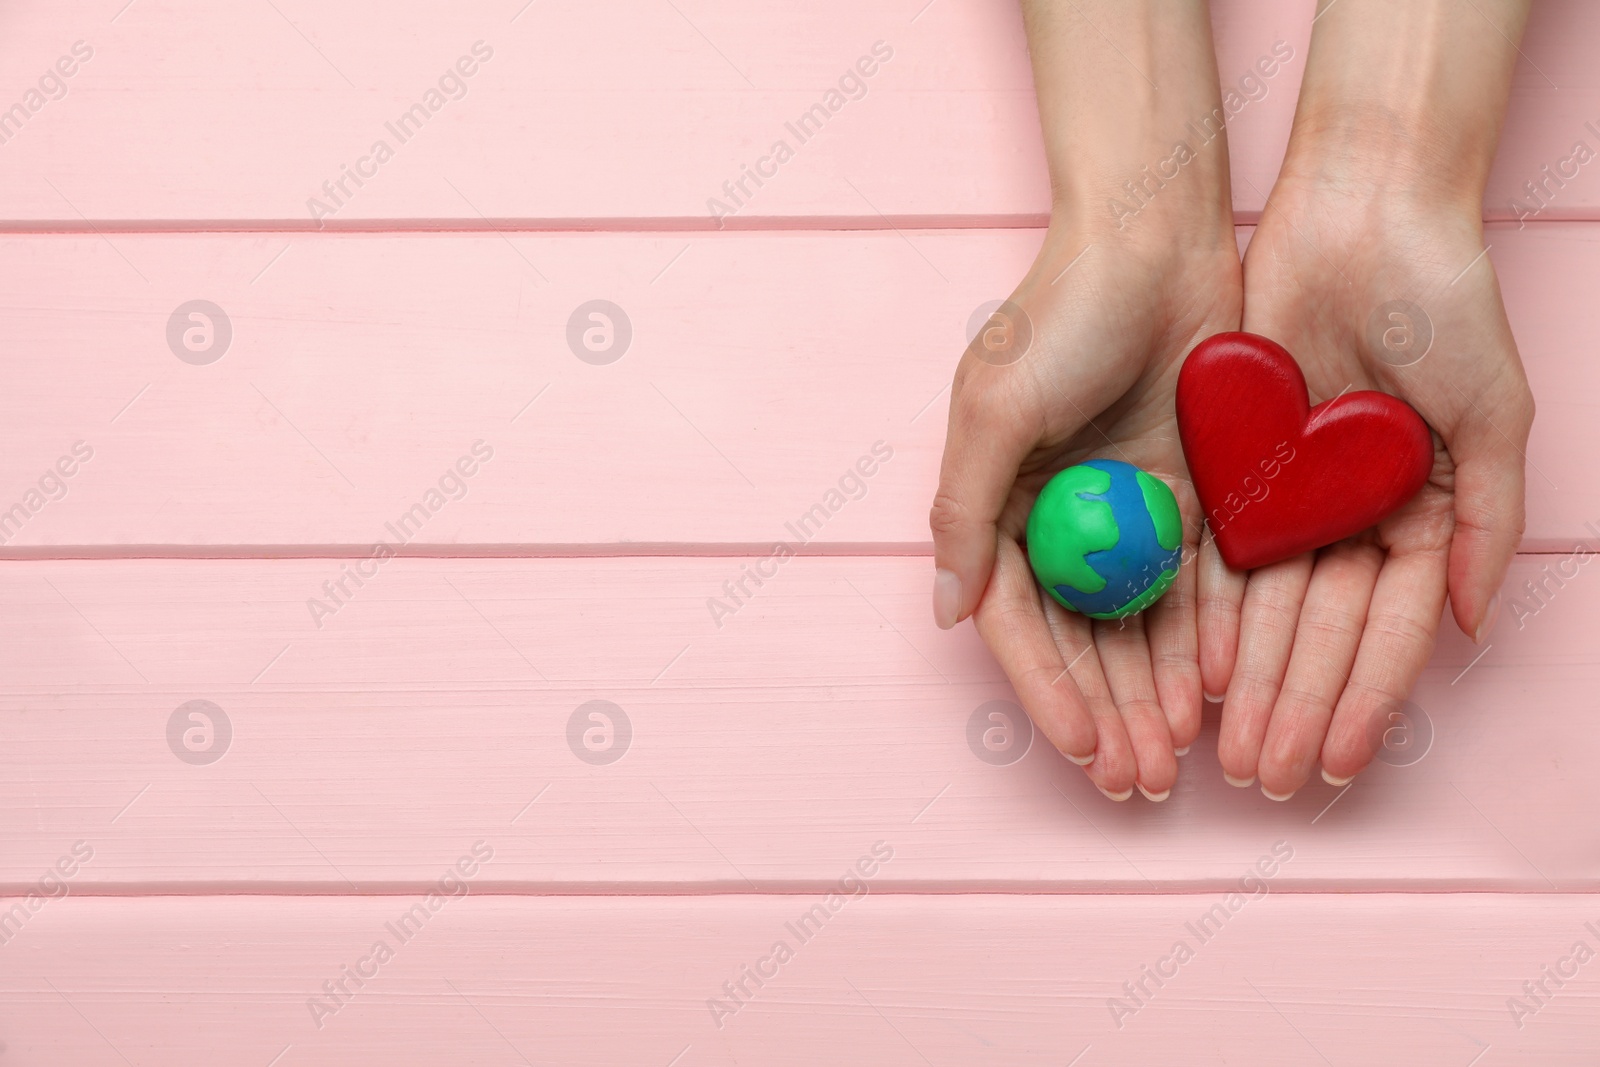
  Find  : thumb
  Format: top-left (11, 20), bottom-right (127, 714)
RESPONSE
top-left (929, 374), bottom-right (1041, 629)
top-left (1446, 389), bottom-right (1534, 642)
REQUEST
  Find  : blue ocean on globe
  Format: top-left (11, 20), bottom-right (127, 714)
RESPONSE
top-left (1052, 459), bottom-right (1182, 616)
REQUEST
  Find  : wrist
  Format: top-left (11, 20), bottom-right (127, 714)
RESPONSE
top-left (1282, 0), bottom-right (1529, 208)
top-left (1280, 102), bottom-right (1495, 213)
top-left (1048, 171), bottom-right (1237, 270)
top-left (1049, 128), bottom-right (1236, 242)
top-left (1021, 0), bottom-right (1236, 242)
top-left (1024, 213), bottom-right (1241, 333)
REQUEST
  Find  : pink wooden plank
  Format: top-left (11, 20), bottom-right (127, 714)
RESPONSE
top-left (0, 1), bottom-right (1592, 224)
top-left (0, 226), bottom-right (1591, 551)
top-left (2, 893), bottom-right (1595, 1064)
top-left (3, 555), bottom-right (1594, 891)
top-left (0, 229), bottom-right (1013, 551)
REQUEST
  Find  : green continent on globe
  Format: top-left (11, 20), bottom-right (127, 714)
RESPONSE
top-left (1135, 469), bottom-right (1183, 552)
top-left (1025, 459), bottom-right (1184, 619)
top-left (1024, 464), bottom-right (1119, 596)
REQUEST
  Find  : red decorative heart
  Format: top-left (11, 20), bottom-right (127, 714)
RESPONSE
top-left (1176, 332), bottom-right (1434, 570)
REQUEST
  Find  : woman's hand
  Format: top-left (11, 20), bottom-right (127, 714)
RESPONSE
top-left (934, 224), bottom-right (1241, 800)
top-left (932, 0), bottom-right (1242, 800)
top-left (1204, 177), bottom-right (1533, 799)
top-left (1200, 0), bottom-right (1535, 798)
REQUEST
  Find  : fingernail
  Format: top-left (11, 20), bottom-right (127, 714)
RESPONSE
top-left (1261, 785), bottom-right (1295, 802)
top-left (1065, 750), bottom-right (1096, 767)
top-left (1097, 784), bottom-right (1133, 802)
top-left (1174, 745), bottom-right (1190, 757)
top-left (1475, 592), bottom-right (1501, 644)
top-left (1136, 783), bottom-right (1170, 802)
top-left (1203, 691), bottom-right (1224, 703)
top-left (1321, 769), bottom-right (1354, 787)
top-left (933, 569), bottom-right (962, 630)
top-left (1223, 772), bottom-right (1255, 789)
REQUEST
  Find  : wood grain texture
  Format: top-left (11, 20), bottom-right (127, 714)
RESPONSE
top-left (3, 555), bottom-right (1594, 892)
top-left (0, 225), bottom-right (1594, 552)
top-left (4, 2), bottom-right (1597, 1057)
top-left (0, 1), bottom-right (1594, 224)
top-left (2, 894), bottom-right (1596, 1065)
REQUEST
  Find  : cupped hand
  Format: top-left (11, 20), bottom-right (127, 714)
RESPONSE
top-left (932, 224), bottom-right (1241, 801)
top-left (1202, 174), bottom-right (1534, 798)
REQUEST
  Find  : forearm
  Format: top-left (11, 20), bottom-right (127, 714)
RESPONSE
top-left (1021, 0), bottom-right (1234, 242)
top-left (1283, 0), bottom-right (1533, 206)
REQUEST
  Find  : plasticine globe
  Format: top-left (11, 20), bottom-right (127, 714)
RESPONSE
top-left (1025, 459), bottom-right (1183, 619)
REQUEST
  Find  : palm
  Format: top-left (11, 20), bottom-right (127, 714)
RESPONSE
top-left (1206, 176), bottom-right (1533, 794)
top-left (948, 232), bottom-right (1240, 800)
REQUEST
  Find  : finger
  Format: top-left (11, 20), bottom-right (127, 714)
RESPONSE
top-left (1094, 613), bottom-right (1178, 801)
top-left (972, 538), bottom-right (1100, 765)
top-left (1196, 530), bottom-right (1246, 701)
top-left (930, 369), bottom-right (1040, 629)
top-left (1445, 391), bottom-right (1533, 643)
top-left (1041, 595), bottom-right (1139, 800)
top-left (1322, 545), bottom-right (1449, 780)
top-left (1144, 537), bottom-right (1203, 754)
top-left (1256, 542), bottom-right (1383, 797)
top-left (1216, 554), bottom-right (1313, 788)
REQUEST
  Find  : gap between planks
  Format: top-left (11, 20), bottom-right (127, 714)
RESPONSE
top-left (0, 215), bottom-right (1595, 234)
top-left (10, 885), bottom-right (1600, 898)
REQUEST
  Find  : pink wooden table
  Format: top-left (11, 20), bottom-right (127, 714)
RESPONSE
top-left (1, 1), bottom-right (1597, 1062)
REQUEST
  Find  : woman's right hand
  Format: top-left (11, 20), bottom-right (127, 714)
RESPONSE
top-left (932, 220), bottom-right (1241, 800)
